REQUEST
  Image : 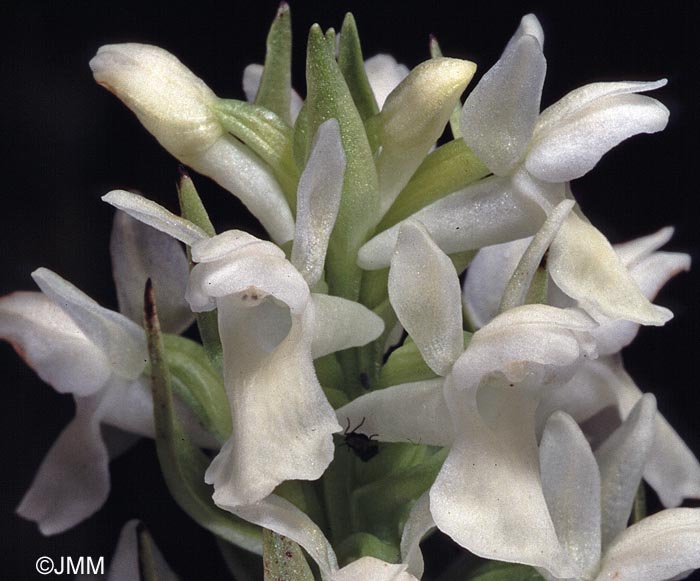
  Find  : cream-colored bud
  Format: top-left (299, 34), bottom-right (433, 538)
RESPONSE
top-left (90, 43), bottom-right (222, 160)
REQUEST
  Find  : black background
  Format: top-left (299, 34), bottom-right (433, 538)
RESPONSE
top-left (1, 1), bottom-right (698, 579)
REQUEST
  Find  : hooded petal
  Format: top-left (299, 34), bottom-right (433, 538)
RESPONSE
top-left (595, 394), bottom-right (657, 550)
top-left (0, 291), bottom-right (111, 396)
top-left (388, 220), bottom-right (463, 375)
top-left (540, 412), bottom-right (602, 578)
top-left (358, 176), bottom-right (545, 269)
top-left (548, 213), bottom-right (673, 326)
top-left (431, 380), bottom-right (574, 577)
top-left (336, 379), bottom-right (452, 447)
top-left (17, 395), bottom-right (109, 535)
top-left (110, 211), bottom-right (193, 334)
top-left (310, 294), bottom-right (384, 359)
top-left (90, 43), bottom-right (221, 159)
top-left (377, 58), bottom-right (476, 212)
top-left (527, 92), bottom-right (669, 182)
top-left (597, 508), bottom-right (700, 581)
top-left (32, 268), bottom-right (146, 381)
top-left (460, 15), bottom-right (546, 175)
top-left (291, 119), bottom-right (346, 287)
top-left (364, 54), bottom-right (410, 109)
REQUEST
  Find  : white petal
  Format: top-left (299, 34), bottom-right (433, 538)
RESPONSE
top-left (527, 93), bottom-right (669, 182)
top-left (102, 190), bottom-right (209, 245)
top-left (100, 377), bottom-right (155, 438)
top-left (0, 291), bottom-right (111, 396)
top-left (500, 199), bottom-right (574, 311)
top-left (358, 176), bottom-right (545, 270)
top-left (107, 520), bottom-right (177, 581)
top-left (191, 229), bottom-right (280, 263)
top-left (605, 357), bottom-right (700, 508)
top-left (187, 135), bottom-right (295, 244)
top-left (242, 63), bottom-right (303, 122)
top-left (17, 396), bottom-right (109, 535)
top-left (90, 43), bottom-right (221, 160)
top-left (291, 119), bottom-right (346, 287)
top-left (205, 299), bottom-right (340, 506)
top-left (110, 211), bottom-right (193, 334)
top-left (460, 20), bottom-right (546, 175)
top-left (32, 268), bottom-right (146, 381)
top-left (378, 58), bottom-right (476, 212)
top-left (534, 80), bottom-right (667, 138)
top-left (540, 412), bottom-right (602, 578)
top-left (596, 394), bottom-right (657, 550)
top-left (364, 54), bottom-right (410, 110)
top-left (504, 14), bottom-right (545, 49)
top-left (336, 379), bottom-right (452, 447)
top-left (310, 294), bottom-right (384, 359)
top-left (227, 495), bottom-right (339, 580)
top-left (431, 381), bottom-right (574, 577)
top-left (462, 238), bottom-right (531, 328)
top-left (597, 508), bottom-right (700, 581)
top-left (614, 226), bottom-right (674, 267)
top-left (187, 241), bottom-right (307, 313)
top-left (452, 304), bottom-right (597, 393)
top-left (548, 213), bottom-right (673, 325)
top-left (388, 220), bottom-right (463, 375)
top-left (334, 557), bottom-right (418, 581)
top-left (400, 492), bottom-right (435, 579)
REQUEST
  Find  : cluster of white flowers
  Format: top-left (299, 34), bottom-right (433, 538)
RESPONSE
top-left (1, 7), bottom-right (698, 581)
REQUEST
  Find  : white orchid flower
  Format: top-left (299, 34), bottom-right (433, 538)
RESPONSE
top-left (357, 14), bottom-right (670, 327)
top-left (90, 43), bottom-right (295, 244)
top-left (104, 120), bottom-right (384, 508)
top-left (464, 227), bottom-right (700, 507)
top-left (338, 220), bottom-right (599, 577)
top-left (0, 212), bottom-right (196, 535)
top-left (229, 493), bottom-right (425, 581)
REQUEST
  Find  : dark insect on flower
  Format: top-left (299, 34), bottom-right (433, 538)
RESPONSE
top-left (341, 417), bottom-right (379, 462)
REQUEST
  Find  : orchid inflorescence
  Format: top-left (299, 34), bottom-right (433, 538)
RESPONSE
top-left (2, 5), bottom-right (699, 580)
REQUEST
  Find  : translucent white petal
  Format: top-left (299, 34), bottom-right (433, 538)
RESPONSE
top-left (614, 226), bottom-right (674, 267)
top-left (378, 58), bottom-right (476, 212)
top-left (110, 211), bottom-right (193, 334)
top-left (604, 356), bottom-right (700, 508)
top-left (334, 557), bottom-right (418, 581)
top-left (452, 304), bottom-right (597, 393)
top-left (534, 80), bottom-right (667, 138)
top-left (595, 394), bottom-right (657, 550)
top-left (0, 292), bottom-right (111, 396)
top-left (505, 14), bottom-right (545, 49)
top-left (310, 294), bottom-right (384, 359)
top-left (358, 176), bottom-right (545, 270)
top-left (431, 382), bottom-right (574, 577)
top-left (185, 135), bottom-right (295, 244)
top-left (597, 508), bottom-right (700, 581)
top-left (462, 238), bottom-right (531, 328)
top-left (388, 220), bottom-right (463, 375)
top-left (364, 54), bottom-right (410, 109)
top-left (102, 190), bottom-right (209, 245)
top-left (540, 412), bottom-right (602, 578)
top-left (291, 119), bottom-right (345, 287)
top-left (336, 379), bottom-right (452, 447)
top-left (107, 520), bottom-right (178, 581)
top-left (205, 299), bottom-right (340, 506)
top-left (90, 43), bottom-right (221, 160)
top-left (460, 22), bottom-right (546, 175)
top-left (227, 494), bottom-right (339, 580)
top-left (527, 93), bottom-right (669, 182)
top-left (17, 396), bottom-right (109, 535)
top-left (191, 229), bottom-right (280, 263)
top-left (32, 268), bottom-right (146, 381)
top-left (548, 213), bottom-right (673, 325)
top-left (400, 492), bottom-right (435, 579)
top-left (100, 377), bottom-right (155, 439)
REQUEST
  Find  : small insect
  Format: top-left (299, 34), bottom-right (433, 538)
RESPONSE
top-left (341, 417), bottom-right (379, 462)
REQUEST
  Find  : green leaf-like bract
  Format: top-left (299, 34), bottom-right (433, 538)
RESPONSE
top-left (262, 529), bottom-right (314, 581)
